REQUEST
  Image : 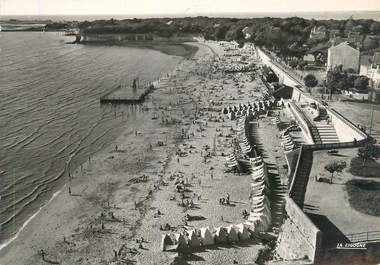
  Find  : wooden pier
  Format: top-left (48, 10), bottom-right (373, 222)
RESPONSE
top-left (100, 82), bottom-right (154, 104)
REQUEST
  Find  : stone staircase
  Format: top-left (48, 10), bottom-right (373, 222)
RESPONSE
top-left (312, 121), bottom-right (339, 144)
top-left (289, 149), bottom-right (313, 208)
top-left (313, 107), bottom-right (329, 122)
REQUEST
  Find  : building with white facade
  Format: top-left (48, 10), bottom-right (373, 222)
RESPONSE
top-left (360, 52), bottom-right (380, 89)
top-left (327, 42), bottom-right (360, 72)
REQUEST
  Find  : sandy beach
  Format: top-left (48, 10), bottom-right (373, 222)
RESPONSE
top-left (0, 40), bottom-right (282, 265)
top-left (0, 42), bottom-right (213, 265)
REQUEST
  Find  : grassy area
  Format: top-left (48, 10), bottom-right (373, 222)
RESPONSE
top-left (349, 157), bottom-right (380, 178)
top-left (346, 179), bottom-right (380, 217)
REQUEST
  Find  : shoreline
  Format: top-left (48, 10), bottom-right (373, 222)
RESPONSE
top-left (0, 38), bottom-right (194, 251)
top-left (0, 187), bottom-right (64, 251)
top-left (0, 42), bottom-right (211, 265)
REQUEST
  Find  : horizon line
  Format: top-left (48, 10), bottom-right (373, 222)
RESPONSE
top-left (1, 10), bottom-right (380, 17)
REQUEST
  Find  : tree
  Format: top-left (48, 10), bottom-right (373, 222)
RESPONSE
top-left (358, 142), bottom-right (377, 166)
top-left (363, 36), bottom-right (379, 51)
top-left (354, 76), bottom-right (369, 91)
top-left (288, 60), bottom-right (298, 68)
top-left (304, 74), bottom-right (318, 88)
top-left (370, 22), bottom-right (380, 35)
top-left (326, 66), bottom-right (345, 93)
top-left (325, 160), bottom-right (347, 184)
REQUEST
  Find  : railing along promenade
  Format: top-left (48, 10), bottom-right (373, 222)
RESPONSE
top-left (287, 101), bottom-right (315, 144)
top-left (346, 231), bottom-right (380, 243)
top-left (256, 45), bottom-right (373, 263)
top-left (261, 48), bottom-right (306, 92)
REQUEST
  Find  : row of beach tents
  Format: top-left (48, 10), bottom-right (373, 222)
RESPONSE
top-left (161, 224), bottom-right (252, 251)
top-left (222, 100), bottom-right (276, 120)
top-left (225, 117), bottom-right (250, 169)
top-left (280, 131), bottom-right (296, 152)
top-left (225, 117), bottom-right (272, 231)
top-left (247, 156), bottom-right (271, 230)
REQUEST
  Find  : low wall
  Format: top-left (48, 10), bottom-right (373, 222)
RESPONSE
top-left (276, 196), bottom-right (322, 263)
top-left (288, 88), bottom-right (368, 144)
top-left (256, 46), bottom-right (367, 145)
top-left (287, 102), bottom-right (314, 144)
top-left (327, 108), bottom-right (367, 143)
top-left (256, 47), bottom-right (304, 89)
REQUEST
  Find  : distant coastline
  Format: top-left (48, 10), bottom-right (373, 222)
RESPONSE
top-left (80, 40), bottom-right (199, 58)
top-left (1, 10), bottom-right (380, 21)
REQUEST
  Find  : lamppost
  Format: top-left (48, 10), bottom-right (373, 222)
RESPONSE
top-left (368, 80), bottom-right (375, 138)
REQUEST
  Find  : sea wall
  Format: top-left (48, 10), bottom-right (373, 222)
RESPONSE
top-left (287, 102), bottom-right (314, 144)
top-left (256, 47), bottom-right (303, 89)
top-left (275, 196), bottom-right (322, 263)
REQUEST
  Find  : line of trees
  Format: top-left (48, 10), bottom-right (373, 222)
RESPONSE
top-left (326, 66), bottom-right (370, 93)
top-left (75, 16), bottom-right (380, 54)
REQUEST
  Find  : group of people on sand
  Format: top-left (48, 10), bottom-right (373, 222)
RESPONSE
top-left (179, 198), bottom-right (194, 209)
top-left (219, 193), bottom-right (230, 205)
top-left (160, 223), bottom-right (172, 231)
top-left (241, 209), bottom-right (249, 219)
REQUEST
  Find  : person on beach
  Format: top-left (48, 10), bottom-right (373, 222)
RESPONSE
top-left (113, 250), bottom-right (118, 261)
top-left (40, 249), bottom-right (45, 260)
top-left (68, 187), bottom-right (71, 195)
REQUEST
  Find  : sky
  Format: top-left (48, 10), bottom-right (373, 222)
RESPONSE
top-left (0, 0), bottom-right (379, 16)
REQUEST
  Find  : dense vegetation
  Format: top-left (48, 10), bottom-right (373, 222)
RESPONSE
top-left (346, 179), bottom-right (380, 216)
top-left (76, 16), bottom-right (380, 57)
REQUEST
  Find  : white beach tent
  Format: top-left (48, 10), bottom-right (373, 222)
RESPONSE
top-left (200, 227), bottom-right (215, 246)
top-left (160, 234), bottom-right (173, 251)
top-left (235, 223), bottom-right (251, 241)
top-left (174, 233), bottom-right (188, 249)
top-left (188, 230), bottom-right (201, 248)
top-left (214, 227), bottom-right (228, 244)
top-left (226, 225), bottom-right (239, 243)
top-left (248, 214), bottom-right (271, 232)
